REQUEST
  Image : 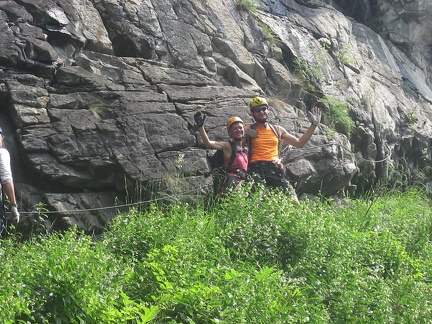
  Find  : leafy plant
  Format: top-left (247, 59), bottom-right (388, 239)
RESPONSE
top-left (88, 103), bottom-right (111, 118)
top-left (294, 50), bottom-right (326, 94)
top-left (258, 21), bottom-right (281, 45)
top-left (407, 112), bottom-right (418, 131)
top-left (234, 0), bottom-right (258, 13)
top-left (318, 37), bottom-right (331, 51)
top-left (294, 57), bottom-right (324, 83)
top-left (319, 95), bottom-right (355, 136)
top-left (1, 187), bottom-right (432, 322)
top-left (0, 228), bottom-right (157, 322)
top-left (234, 0), bottom-right (279, 45)
top-left (326, 129), bottom-right (337, 140)
top-left (338, 44), bottom-right (356, 66)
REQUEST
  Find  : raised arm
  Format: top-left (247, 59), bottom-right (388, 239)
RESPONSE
top-left (280, 107), bottom-right (321, 148)
top-left (194, 112), bottom-right (231, 158)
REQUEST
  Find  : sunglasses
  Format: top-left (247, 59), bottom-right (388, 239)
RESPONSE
top-left (251, 106), bottom-right (268, 113)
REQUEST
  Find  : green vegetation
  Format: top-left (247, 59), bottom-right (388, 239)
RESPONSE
top-left (338, 44), bottom-right (356, 66)
top-left (319, 95), bottom-right (356, 136)
top-left (1, 186), bottom-right (432, 322)
top-left (233, 0), bottom-right (280, 46)
top-left (234, 0), bottom-right (258, 13)
top-left (292, 52), bottom-right (356, 137)
top-left (406, 112), bottom-right (418, 131)
top-left (294, 56), bottom-right (324, 84)
top-left (318, 37), bottom-right (331, 51)
top-left (88, 103), bottom-right (111, 118)
top-left (293, 50), bottom-right (326, 95)
top-left (258, 21), bottom-right (281, 45)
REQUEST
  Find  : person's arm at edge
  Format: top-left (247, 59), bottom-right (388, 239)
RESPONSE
top-left (2, 182), bottom-right (16, 206)
top-left (3, 180), bottom-right (19, 225)
top-left (0, 148), bottom-right (19, 224)
top-left (2, 181), bottom-right (17, 206)
top-left (0, 148), bottom-right (17, 205)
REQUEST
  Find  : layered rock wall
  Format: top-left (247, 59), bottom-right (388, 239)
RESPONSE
top-left (0, 0), bottom-right (430, 232)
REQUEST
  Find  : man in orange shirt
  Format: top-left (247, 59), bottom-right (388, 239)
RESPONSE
top-left (246, 96), bottom-right (321, 204)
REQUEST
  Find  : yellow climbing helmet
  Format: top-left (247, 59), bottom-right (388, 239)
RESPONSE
top-left (226, 116), bottom-right (244, 132)
top-left (249, 96), bottom-right (268, 109)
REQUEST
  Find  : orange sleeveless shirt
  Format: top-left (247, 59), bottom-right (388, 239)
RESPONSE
top-left (248, 123), bottom-right (280, 163)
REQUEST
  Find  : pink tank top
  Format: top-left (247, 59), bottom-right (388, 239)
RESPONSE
top-left (224, 150), bottom-right (248, 172)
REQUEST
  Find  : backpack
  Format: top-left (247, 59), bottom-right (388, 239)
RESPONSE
top-left (206, 141), bottom-right (237, 195)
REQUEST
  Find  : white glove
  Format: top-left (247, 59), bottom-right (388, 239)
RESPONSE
top-left (308, 107), bottom-right (322, 126)
top-left (9, 205), bottom-right (20, 225)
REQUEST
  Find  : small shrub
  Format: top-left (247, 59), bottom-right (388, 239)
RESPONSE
top-left (319, 95), bottom-right (355, 136)
top-left (294, 56), bottom-right (324, 87)
top-left (88, 103), bottom-right (112, 118)
top-left (258, 20), bottom-right (281, 45)
top-left (318, 37), bottom-right (332, 51)
top-left (0, 228), bottom-right (157, 323)
top-left (338, 44), bottom-right (356, 66)
top-left (1, 187), bottom-right (432, 322)
top-left (234, 0), bottom-right (257, 13)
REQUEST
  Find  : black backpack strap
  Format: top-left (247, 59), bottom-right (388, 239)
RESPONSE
top-left (268, 123), bottom-right (281, 159)
top-left (269, 124), bottom-right (294, 162)
top-left (268, 123), bottom-right (281, 140)
top-left (247, 123), bottom-right (256, 162)
top-left (227, 141), bottom-right (237, 171)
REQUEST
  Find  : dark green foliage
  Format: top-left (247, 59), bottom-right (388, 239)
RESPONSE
top-left (0, 228), bottom-right (158, 323)
top-left (1, 187), bottom-right (432, 322)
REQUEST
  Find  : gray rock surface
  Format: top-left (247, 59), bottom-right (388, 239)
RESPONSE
top-left (0, 0), bottom-right (431, 233)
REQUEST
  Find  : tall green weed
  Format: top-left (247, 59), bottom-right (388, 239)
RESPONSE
top-left (0, 187), bottom-right (431, 322)
top-left (0, 228), bottom-right (157, 323)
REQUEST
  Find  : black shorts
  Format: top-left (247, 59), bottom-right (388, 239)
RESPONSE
top-left (248, 161), bottom-right (296, 196)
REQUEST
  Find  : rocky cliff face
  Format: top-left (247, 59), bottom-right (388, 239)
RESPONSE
top-left (0, 0), bottom-right (431, 233)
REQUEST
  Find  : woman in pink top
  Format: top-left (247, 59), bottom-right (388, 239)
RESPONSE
top-left (194, 112), bottom-right (248, 193)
